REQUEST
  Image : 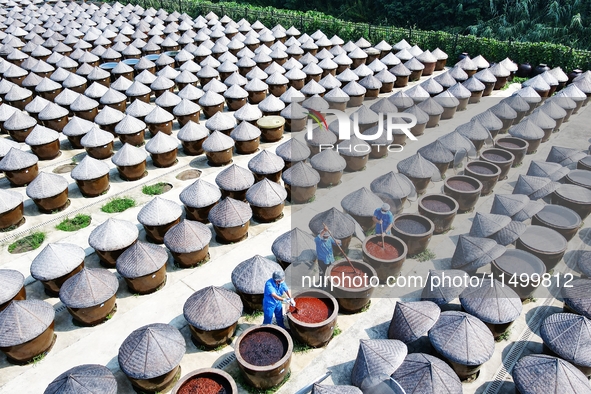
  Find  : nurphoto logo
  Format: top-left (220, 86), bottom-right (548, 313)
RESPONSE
top-left (305, 108), bottom-right (418, 153)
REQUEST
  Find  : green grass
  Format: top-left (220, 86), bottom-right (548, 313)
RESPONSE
top-left (55, 214), bottom-right (91, 232)
top-left (8, 232), bottom-right (45, 254)
top-left (101, 197), bottom-right (136, 213)
top-left (243, 310), bottom-right (264, 322)
top-left (360, 300), bottom-right (371, 313)
top-left (142, 182), bottom-right (168, 196)
top-left (293, 338), bottom-right (313, 353)
top-left (332, 324), bottom-right (342, 338)
top-left (232, 371), bottom-right (291, 394)
top-left (524, 296), bottom-right (537, 304)
top-left (0, 224), bottom-right (18, 233)
top-left (410, 248), bottom-right (436, 262)
top-left (496, 329), bottom-right (511, 342)
top-left (28, 353), bottom-right (46, 365)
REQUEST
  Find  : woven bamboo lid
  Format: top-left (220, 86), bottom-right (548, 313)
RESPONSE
top-left (137, 197), bottom-right (182, 227)
top-left (135, 70), bottom-right (157, 86)
top-left (38, 102), bottom-right (69, 120)
top-left (81, 126), bottom-right (114, 148)
top-left (369, 172), bottom-right (414, 200)
top-left (0, 269), bottom-right (24, 305)
top-left (184, 286), bottom-right (242, 331)
top-left (275, 138), bottom-right (310, 162)
top-left (246, 178), bottom-right (287, 207)
top-left (70, 94), bottom-right (99, 112)
top-left (44, 364), bottom-right (117, 394)
top-left (0, 147), bottom-right (37, 171)
top-left (113, 115), bottom-right (145, 136)
top-left (95, 106), bottom-right (126, 127)
top-left (164, 219), bottom-right (212, 253)
top-left (509, 119), bottom-right (544, 140)
top-left (418, 140), bottom-right (453, 164)
top-left (513, 174), bottom-right (559, 200)
top-left (112, 143), bottom-right (148, 166)
top-left (498, 57), bottom-right (517, 72)
top-left (337, 135), bottom-right (370, 157)
top-left (116, 241), bottom-right (168, 278)
top-left (234, 103), bottom-right (263, 122)
top-left (177, 120), bottom-right (209, 142)
top-left (31, 243), bottom-right (85, 282)
top-left (215, 164), bottom-right (254, 191)
top-left (0, 300), bottom-right (54, 347)
top-left (53, 89), bottom-right (81, 108)
top-left (562, 279), bottom-right (591, 319)
top-left (460, 278), bottom-right (522, 324)
top-left (309, 148), bottom-right (345, 173)
top-left (180, 179), bottom-right (221, 208)
top-left (154, 91), bottom-right (182, 110)
top-left (513, 354), bottom-right (591, 394)
top-left (231, 255), bottom-right (282, 294)
top-left (59, 268), bottom-right (118, 309)
top-left (85, 82), bottom-right (109, 101)
top-left (388, 91), bottom-right (414, 110)
top-left (0, 188), bottom-right (23, 217)
top-left (388, 301), bottom-right (440, 344)
top-left (350, 339), bottom-right (407, 387)
top-left (25, 96), bottom-right (50, 115)
top-left (89, 218), bottom-right (139, 252)
top-left (429, 310), bottom-right (494, 365)
top-left (540, 313), bottom-right (591, 367)
top-left (546, 146), bottom-right (587, 166)
top-left (431, 73), bottom-right (456, 91)
top-left (528, 109), bottom-right (556, 129)
top-left (248, 149), bottom-right (284, 175)
top-left (144, 105), bottom-right (174, 124)
top-left (71, 155), bottom-right (110, 181)
top-left (341, 187), bottom-right (385, 217)
top-left (397, 153), bottom-right (439, 179)
top-left (26, 172), bottom-right (68, 200)
top-left (392, 353), bottom-right (461, 394)
top-left (208, 197), bottom-right (252, 227)
top-left (118, 323), bottom-right (185, 380)
top-left (228, 120), bottom-right (259, 142)
top-left (451, 234), bottom-right (506, 271)
top-left (491, 193), bottom-right (545, 221)
top-left (309, 207), bottom-right (355, 238)
top-left (421, 269), bottom-right (468, 305)
top-left (527, 160), bottom-right (569, 181)
top-left (35, 77), bottom-right (61, 93)
top-left (145, 131), bottom-right (178, 154)
top-left (271, 228), bottom-right (316, 265)
top-left (404, 105), bottom-right (429, 124)
top-left (446, 82), bottom-right (471, 99)
top-left (25, 125), bottom-right (58, 146)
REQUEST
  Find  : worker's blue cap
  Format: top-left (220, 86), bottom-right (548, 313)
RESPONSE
top-left (273, 271), bottom-right (285, 281)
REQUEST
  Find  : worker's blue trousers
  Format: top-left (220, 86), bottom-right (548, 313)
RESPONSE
top-left (263, 302), bottom-right (285, 328)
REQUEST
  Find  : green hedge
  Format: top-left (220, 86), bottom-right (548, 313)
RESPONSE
top-left (117, 0), bottom-right (591, 71)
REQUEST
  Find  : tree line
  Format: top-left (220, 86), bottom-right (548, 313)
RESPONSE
top-left (225, 0), bottom-right (591, 50)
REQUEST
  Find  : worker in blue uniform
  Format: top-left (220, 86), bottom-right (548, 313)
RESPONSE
top-left (262, 270), bottom-right (294, 328)
top-left (315, 224), bottom-right (341, 280)
top-left (373, 203), bottom-right (394, 235)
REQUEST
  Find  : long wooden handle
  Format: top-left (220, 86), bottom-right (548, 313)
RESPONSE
top-left (322, 223), bottom-right (356, 271)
